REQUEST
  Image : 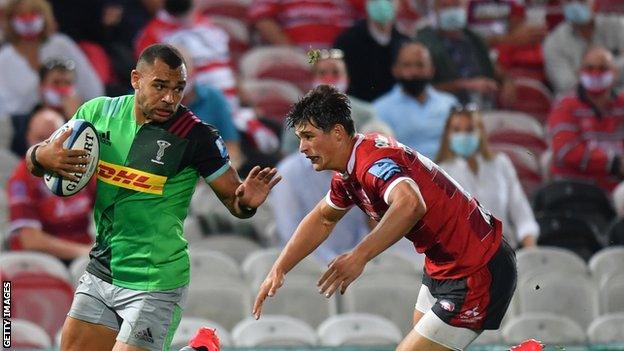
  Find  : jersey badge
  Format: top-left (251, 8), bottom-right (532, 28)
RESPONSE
top-left (151, 140), bottom-right (171, 165)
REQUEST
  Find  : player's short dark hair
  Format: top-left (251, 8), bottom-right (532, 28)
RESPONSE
top-left (286, 85), bottom-right (354, 136)
top-left (137, 44), bottom-right (185, 69)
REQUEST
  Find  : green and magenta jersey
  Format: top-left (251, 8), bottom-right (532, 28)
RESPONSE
top-left (74, 95), bottom-right (230, 290)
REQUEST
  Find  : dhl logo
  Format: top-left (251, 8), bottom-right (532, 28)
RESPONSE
top-left (97, 160), bottom-right (166, 195)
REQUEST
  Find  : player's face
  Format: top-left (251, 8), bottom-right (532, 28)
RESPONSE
top-left (295, 121), bottom-right (339, 171)
top-left (132, 58), bottom-right (187, 123)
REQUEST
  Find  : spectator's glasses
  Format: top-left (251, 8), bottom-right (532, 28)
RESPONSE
top-left (318, 49), bottom-right (344, 60)
top-left (450, 103), bottom-right (479, 114)
top-left (43, 58), bottom-right (76, 72)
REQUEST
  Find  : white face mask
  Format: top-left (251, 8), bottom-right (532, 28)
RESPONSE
top-left (12, 13), bottom-right (45, 39)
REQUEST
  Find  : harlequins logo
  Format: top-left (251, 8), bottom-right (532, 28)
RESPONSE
top-left (99, 130), bottom-right (111, 146)
top-left (133, 327), bottom-right (154, 344)
top-left (151, 140), bottom-right (171, 165)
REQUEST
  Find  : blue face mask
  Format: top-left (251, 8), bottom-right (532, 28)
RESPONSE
top-left (438, 7), bottom-right (467, 31)
top-left (563, 2), bottom-right (592, 24)
top-left (366, 0), bottom-right (396, 25)
top-left (450, 132), bottom-right (480, 157)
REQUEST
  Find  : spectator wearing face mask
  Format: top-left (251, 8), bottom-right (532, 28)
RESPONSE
top-left (334, 0), bottom-right (408, 102)
top-left (415, 0), bottom-right (516, 108)
top-left (373, 42), bottom-right (458, 159)
top-left (10, 58), bottom-right (82, 157)
top-left (0, 0), bottom-right (103, 117)
top-left (548, 46), bottom-right (624, 193)
top-left (436, 104), bottom-right (539, 249)
top-left (280, 48), bottom-right (384, 154)
top-left (544, 0), bottom-right (624, 95)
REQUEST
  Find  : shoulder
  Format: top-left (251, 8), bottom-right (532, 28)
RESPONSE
top-left (336, 19), bottom-right (366, 42)
top-left (173, 107), bottom-right (216, 140)
top-left (429, 87), bottom-right (458, 104)
top-left (544, 22), bottom-right (571, 46)
top-left (372, 87), bottom-right (399, 108)
top-left (79, 95), bottom-right (131, 117)
top-left (492, 153), bottom-right (512, 168)
top-left (415, 26), bottom-right (438, 42)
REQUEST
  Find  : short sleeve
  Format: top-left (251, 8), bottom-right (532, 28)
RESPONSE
top-left (188, 124), bottom-right (231, 182)
top-left (361, 156), bottom-right (415, 205)
top-left (326, 173), bottom-right (354, 210)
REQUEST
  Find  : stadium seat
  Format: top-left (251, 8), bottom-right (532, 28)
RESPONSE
top-left (482, 110), bottom-right (545, 138)
top-left (190, 234), bottom-right (262, 263)
top-left (317, 313), bottom-right (403, 346)
top-left (488, 131), bottom-right (547, 157)
top-left (184, 215), bottom-right (205, 243)
top-left (242, 248), bottom-right (324, 287)
top-left (605, 218), bottom-right (624, 246)
top-left (171, 317), bottom-right (232, 351)
top-left (342, 274), bottom-right (421, 335)
top-left (10, 272), bottom-right (74, 339)
top-left (490, 144), bottom-right (543, 196)
top-left (239, 47), bottom-right (313, 93)
top-left (515, 246), bottom-right (588, 278)
top-left (185, 276), bottom-right (251, 330)
top-left (199, 0), bottom-right (251, 21)
top-left (600, 273), bottom-right (624, 314)
top-left (587, 313), bottom-right (624, 343)
top-left (589, 247), bottom-right (624, 284)
top-left (68, 255), bottom-right (89, 287)
top-left (11, 318), bottom-right (52, 349)
top-left (232, 315), bottom-right (318, 347)
top-left (189, 248), bottom-right (242, 280)
top-left (502, 313), bottom-right (586, 344)
top-left (363, 250), bottom-right (422, 277)
top-left (536, 214), bottom-right (603, 261)
top-left (499, 78), bottom-right (553, 124)
top-left (0, 114), bottom-right (12, 149)
top-left (240, 79), bottom-right (302, 124)
top-left (595, 0), bottom-right (624, 13)
top-left (472, 329), bottom-right (504, 345)
top-left (532, 179), bottom-right (615, 234)
top-left (252, 275), bottom-right (337, 328)
top-left (516, 271), bottom-right (599, 328)
top-left (0, 251), bottom-right (71, 282)
top-left (209, 16), bottom-right (250, 65)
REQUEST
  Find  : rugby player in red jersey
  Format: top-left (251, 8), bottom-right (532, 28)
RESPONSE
top-left (253, 85), bottom-right (517, 350)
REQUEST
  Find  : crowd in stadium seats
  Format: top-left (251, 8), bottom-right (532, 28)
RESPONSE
top-left (2, 0), bottom-right (624, 348)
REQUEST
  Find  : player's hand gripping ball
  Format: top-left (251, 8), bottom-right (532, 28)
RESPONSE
top-left (44, 119), bottom-right (99, 196)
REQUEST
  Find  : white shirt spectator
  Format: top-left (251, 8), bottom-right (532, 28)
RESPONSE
top-left (0, 33), bottom-right (104, 116)
top-left (544, 14), bottom-right (624, 95)
top-left (439, 153), bottom-right (539, 248)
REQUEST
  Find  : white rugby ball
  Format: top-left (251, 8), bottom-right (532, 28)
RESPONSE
top-left (44, 119), bottom-right (99, 197)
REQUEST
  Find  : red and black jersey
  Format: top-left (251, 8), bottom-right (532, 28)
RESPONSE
top-left (327, 134), bottom-right (503, 279)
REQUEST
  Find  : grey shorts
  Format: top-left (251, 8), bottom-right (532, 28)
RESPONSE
top-left (68, 272), bottom-right (188, 351)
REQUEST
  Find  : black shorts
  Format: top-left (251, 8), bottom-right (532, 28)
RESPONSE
top-left (417, 240), bottom-right (517, 330)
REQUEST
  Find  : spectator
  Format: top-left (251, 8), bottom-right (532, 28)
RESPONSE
top-left (10, 57), bottom-right (82, 157)
top-left (548, 46), bottom-right (624, 193)
top-left (373, 42), bottom-right (457, 159)
top-left (281, 48), bottom-right (383, 154)
top-left (269, 152), bottom-right (370, 263)
top-left (415, 0), bottom-right (515, 107)
top-left (6, 108), bottom-right (94, 262)
top-left (466, 0), bottom-right (546, 80)
top-left (335, 0), bottom-right (408, 102)
top-left (248, 0), bottom-right (360, 49)
top-left (544, 0), bottom-right (624, 95)
top-left (436, 104), bottom-right (539, 248)
top-left (0, 0), bottom-right (104, 117)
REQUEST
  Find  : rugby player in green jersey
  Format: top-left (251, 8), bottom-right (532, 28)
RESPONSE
top-left (26, 44), bottom-right (281, 351)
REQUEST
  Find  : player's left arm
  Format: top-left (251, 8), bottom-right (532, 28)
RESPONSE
top-left (318, 179), bottom-right (426, 297)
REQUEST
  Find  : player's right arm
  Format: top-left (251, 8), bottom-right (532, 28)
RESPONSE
top-left (252, 198), bottom-right (346, 319)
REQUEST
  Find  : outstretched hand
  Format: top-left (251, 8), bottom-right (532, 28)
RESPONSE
top-left (35, 128), bottom-right (89, 182)
top-left (236, 166), bottom-right (281, 209)
top-left (252, 270), bottom-right (285, 320)
top-left (317, 251), bottom-right (367, 298)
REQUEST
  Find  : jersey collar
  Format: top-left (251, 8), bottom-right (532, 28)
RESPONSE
top-left (346, 133), bottom-right (364, 175)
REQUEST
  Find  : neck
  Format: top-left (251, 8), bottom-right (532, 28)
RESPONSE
top-left (587, 91), bottom-right (612, 111)
top-left (337, 136), bottom-right (359, 173)
top-left (416, 89), bottom-right (428, 103)
top-left (370, 20), bottom-right (392, 35)
top-left (134, 101), bottom-right (147, 125)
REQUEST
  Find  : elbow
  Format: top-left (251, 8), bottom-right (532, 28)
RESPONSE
top-left (401, 195), bottom-right (426, 222)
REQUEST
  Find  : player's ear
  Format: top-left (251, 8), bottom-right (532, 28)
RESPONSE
top-left (333, 124), bottom-right (345, 141)
top-left (130, 69), bottom-right (140, 90)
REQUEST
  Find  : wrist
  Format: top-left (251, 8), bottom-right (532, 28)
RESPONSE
top-left (31, 145), bottom-right (45, 173)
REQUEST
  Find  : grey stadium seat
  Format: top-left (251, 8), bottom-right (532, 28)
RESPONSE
top-left (600, 273), bottom-right (624, 314)
top-left (242, 248), bottom-right (323, 286)
top-left (589, 247), bottom-right (624, 284)
top-left (190, 234), bottom-right (261, 263)
top-left (502, 313), bottom-right (586, 344)
top-left (69, 255), bottom-right (90, 287)
top-left (232, 315), bottom-right (317, 347)
top-left (188, 248), bottom-right (242, 280)
top-left (317, 313), bottom-right (403, 346)
top-left (515, 246), bottom-right (588, 278)
top-left (12, 318), bottom-right (52, 349)
top-left (0, 251), bottom-right (71, 282)
top-left (363, 250), bottom-right (421, 277)
top-left (587, 313), bottom-right (624, 343)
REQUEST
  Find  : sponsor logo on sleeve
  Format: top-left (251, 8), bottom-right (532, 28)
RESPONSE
top-left (367, 158), bottom-right (401, 181)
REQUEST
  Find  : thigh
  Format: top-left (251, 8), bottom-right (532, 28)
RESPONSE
top-left (60, 316), bottom-right (118, 351)
top-left (397, 325), bottom-right (455, 351)
top-left (112, 340), bottom-right (150, 351)
top-left (115, 287), bottom-right (187, 351)
top-left (412, 310), bottom-right (479, 351)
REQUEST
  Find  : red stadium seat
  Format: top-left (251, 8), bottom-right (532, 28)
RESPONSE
top-left (500, 78), bottom-right (553, 124)
top-left (210, 16), bottom-right (250, 66)
top-left (595, 0), bottom-right (624, 14)
top-left (10, 318), bottom-right (52, 349)
top-left (9, 272), bottom-right (74, 340)
top-left (199, 0), bottom-right (251, 21)
top-left (79, 41), bottom-right (114, 85)
top-left (482, 110), bottom-right (545, 137)
top-left (239, 47), bottom-right (313, 93)
top-left (488, 130), bottom-right (548, 156)
top-left (491, 144), bottom-right (543, 196)
top-left (240, 79), bottom-right (302, 123)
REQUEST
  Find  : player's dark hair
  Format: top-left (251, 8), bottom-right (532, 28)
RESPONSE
top-left (286, 85), bottom-right (354, 136)
top-left (137, 44), bottom-right (185, 69)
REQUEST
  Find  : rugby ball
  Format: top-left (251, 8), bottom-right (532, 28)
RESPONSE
top-left (44, 119), bottom-right (99, 197)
